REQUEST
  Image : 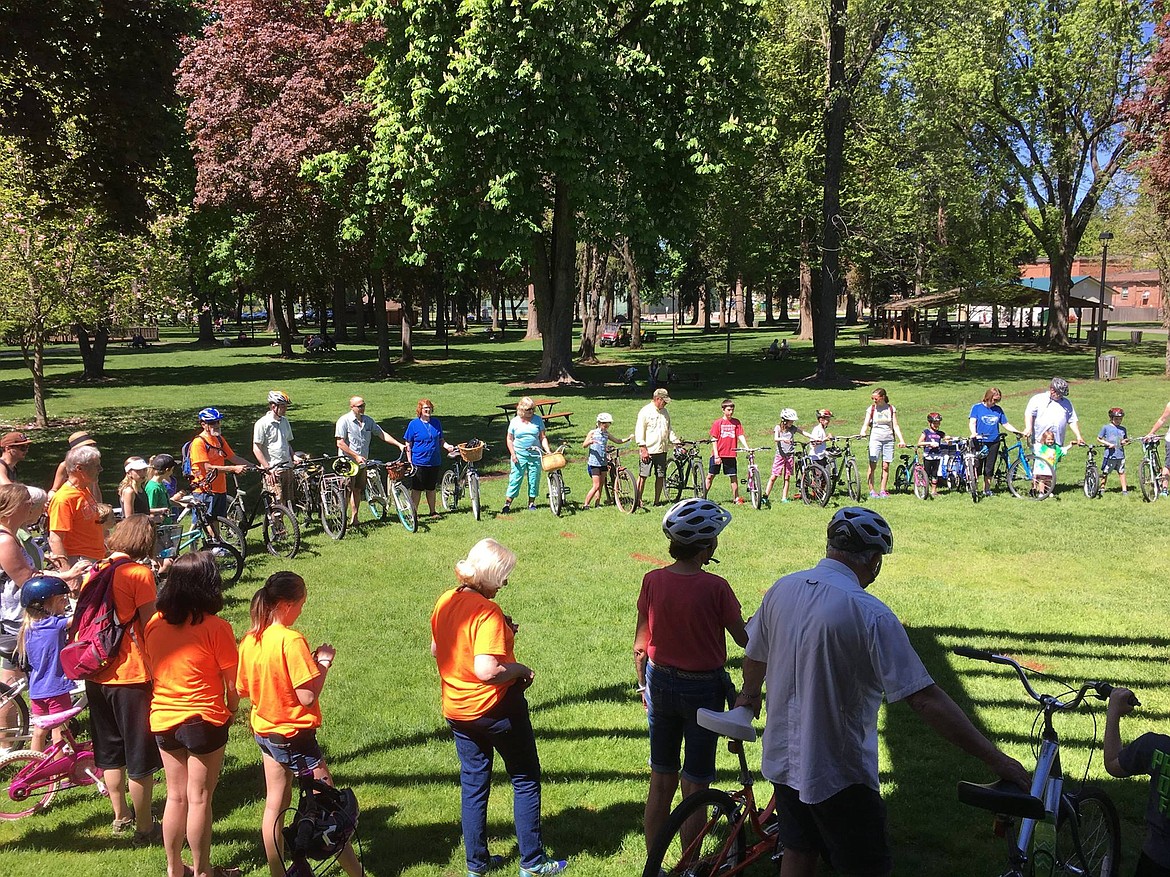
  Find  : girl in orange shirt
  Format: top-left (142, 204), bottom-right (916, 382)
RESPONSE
top-left (144, 552), bottom-right (239, 877)
top-left (236, 572), bottom-right (361, 877)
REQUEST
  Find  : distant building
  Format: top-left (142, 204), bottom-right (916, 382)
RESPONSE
top-left (1020, 257), bottom-right (1162, 321)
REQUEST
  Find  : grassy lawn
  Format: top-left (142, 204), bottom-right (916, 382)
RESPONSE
top-left (0, 326), bottom-right (1167, 876)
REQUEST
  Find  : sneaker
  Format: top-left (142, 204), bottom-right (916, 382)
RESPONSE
top-left (501, 502), bottom-right (512, 514)
top-left (111, 815), bottom-right (136, 836)
top-left (1161, 490), bottom-right (1169, 498)
top-left (869, 490), bottom-right (880, 498)
top-left (734, 497), bottom-right (745, 505)
top-left (1121, 490), bottom-right (1129, 495)
top-left (528, 502), bottom-right (537, 511)
top-left (468, 854), bottom-right (507, 877)
top-left (983, 490), bottom-right (993, 497)
top-left (780, 498), bottom-right (790, 503)
top-left (131, 820), bottom-right (163, 846)
top-left (879, 491), bottom-right (890, 498)
top-left (520, 858), bottom-right (568, 877)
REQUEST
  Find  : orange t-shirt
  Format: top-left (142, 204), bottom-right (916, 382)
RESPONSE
top-left (430, 587), bottom-right (515, 721)
top-left (88, 556), bottom-right (157, 686)
top-left (236, 623), bottom-right (322, 736)
top-left (48, 481), bottom-right (106, 559)
top-left (189, 433), bottom-right (235, 494)
top-left (144, 612), bottom-right (238, 733)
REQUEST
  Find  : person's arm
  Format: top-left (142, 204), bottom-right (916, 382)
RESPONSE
top-left (1103, 687), bottom-right (1136, 778)
top-left (223, 676), bottom-right (240, 715)
top-left (0, 463), bottom-right (11, 487)
top-left (253, 443), bottom-right (269, 468)
top-left (0, 535), bottom-right (35, 589)
top-left (473, 653), bottom-right (534, 684)
top-left (968, 415), bottom-right (978, 438)
top-left (51, 461), bottom-right (68, 492)
top-left (381, 429), bottom-right (407, 452)
top-left (336, 436), bottom-right (361, 463)
top-left (726, 615), bottom-right (748, 649)
top-left (507, 425), bottom-right (518, 463)
top-left (904, 684), bottom-right (1030, 789)
top-left (633, 611), bottom-right (650, 705)
top-left (860, 406), bottom-right (872, 437)
top-left (734, 656), bottom-right (767, 715)
top-left (120, 485), bottom-right (135, 520)
top-left (1069, 412), bottom-right (1085, 444)
top-left (892, 409), bottom-right (906, 446)
top-left (1148, 402), bottom-right (1170, 437)
top-left (539, 430), bottom-right (551, 455)
top-left (635, 412), bottom-right (649, 460)
top-left (295, 642), bottom-right (335, 706)
top-left (582, 430), bottom-right (595, 450)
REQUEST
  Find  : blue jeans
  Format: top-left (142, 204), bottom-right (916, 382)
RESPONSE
top-left (646, 662), bottom-right (733, 784)
top-left (447, 685), bottom-right (546, 873)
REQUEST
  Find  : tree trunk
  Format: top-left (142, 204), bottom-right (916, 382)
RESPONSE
top-left (734, 276), bottom-right (748, 327)
top-left (619, 238), bottom-right (644, 350)
top-left (798, 223), bottom-right (814, 340)
top-left (74, 325), bottom-right (109, 380)
top-left (844, 290), bottom-right (858, 324)
top-left (354, 278), bottom-right (368, 342)
top-left (332, 277), bottom-right (348, 341)
top-left (697, 283), bottom-right (710, 329)
top-left (270, 290), bottom-right (295, 356)
top-left (1044, 248), bottom-right (1073, 347)
top-left (525, 282), bottom-right (540, 340)
top-left (530, 179), bottom-right (577, 382)
top-left (744, 281), bottom-right (755, 327)
top-left (764, 277), bottom-right (775, 324)
top-left (578, 244), bottom-right (605, 362)
top-left (780, 284), bottom-right (790, 322)
top-left (372, 269), bottom-right (394, 376)
top-left (197, 308), bottom-right (216, 344)
top-left (284, 295), bottom-right (297, 338)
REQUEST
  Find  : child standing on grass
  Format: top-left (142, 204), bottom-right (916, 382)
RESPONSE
top-left (808, 409), bottom-right (834, 463)
top-left (1098, 407), bottom-right (1131, 495)
top-left (15, 575), bottom-right (72, 753)
top-left (764, 409), bottom-right (809, 504)
top-left (581, 413), bottom-right (633, 509)
top-left (236, 572), bottom-right (362, 877)
top-left (919, 413), bottom-right (946, 497)
top-left (1105, 686), bottom-right (1170, 877)
top-left (1032, 428), bottom-right (1069, 494)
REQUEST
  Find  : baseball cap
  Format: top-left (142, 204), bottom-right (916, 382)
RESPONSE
top-left (1, 432), bottom-right (31, 449)
top-left (653, 388), bottom-right (671, 402)
top-left (1050, 377), bottom-right (1069, 397)
top-left (68, 431), bottom-right (97, 448)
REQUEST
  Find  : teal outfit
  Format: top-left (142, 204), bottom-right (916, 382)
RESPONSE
top-left (506, 415), bottom-right (546, 502)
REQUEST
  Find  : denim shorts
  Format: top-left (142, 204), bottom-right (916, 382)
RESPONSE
top-left (868, 438), bottom-right (894, 464)
top-left (254, 729), bottom-right (324, 775)
top-left (646, 662), bottom-right (733, 784)
top-left (1102, 455), bottom-right (1126, 475)
top-left (156, 716), bottom-right (230, 755)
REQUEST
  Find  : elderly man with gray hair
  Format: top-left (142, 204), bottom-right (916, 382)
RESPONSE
top-left (734, 507), bottom-right (1029, 877)
top-left (47, 444), bottom-right (108, 569)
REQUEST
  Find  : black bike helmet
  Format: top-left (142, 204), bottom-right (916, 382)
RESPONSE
top-left (1108, 407), bottom-right (1124, 418)
top-left (285, 784), bottom-right (359, 860)
top-left (827, 507), bottom-right (894, 555)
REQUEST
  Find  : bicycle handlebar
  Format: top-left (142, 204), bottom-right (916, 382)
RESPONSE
top-left (953, 647), bottom-right (1140, 709)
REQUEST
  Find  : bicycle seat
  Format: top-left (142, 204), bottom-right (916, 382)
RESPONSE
top-left (32, 701), bottom-right (87, 731)
top-left (957, 779), bottom-right (1044, 820)
top-left (696, 706), bottom-right (757, 742)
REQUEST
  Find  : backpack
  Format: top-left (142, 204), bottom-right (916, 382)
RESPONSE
top-left (59, 557), bottom-right (135, 681)
top-left (182, 433), bottom-right (223, 488)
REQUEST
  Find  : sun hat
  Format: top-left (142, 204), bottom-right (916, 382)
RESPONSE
top-left (68, 431), bottom-right (97, 448)
top-left (653, 388), bottom-right (671, 402)
top-left (124, 457), bottom-right (150, 473)
top-left (1, 432), bottom-right (31, 448)
top-left (597, 413), bottom-right (614, 423)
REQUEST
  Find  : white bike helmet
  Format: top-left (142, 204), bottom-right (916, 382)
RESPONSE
top-left (827, 507), bottom-right (894, 555)
top-left (268, 389), bottom-right (291, 407)
top-left (597, 413), bottom-right (614, 423)
top-left (662, 499), bottom-right (732, 544)
top-left (780, 408), bottom-right (798, 423)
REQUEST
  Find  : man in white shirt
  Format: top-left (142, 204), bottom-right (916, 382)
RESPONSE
top-left (1023, 377), bottom-right (1084, 447)
top-left (634, 389), bottom-right (679, 509)
top-left (735, 508), bottom-right (1028, 877)
top-left (253, 390), bottom-right (295, 501)
top-left (335, 396), bottom-right (408, 525)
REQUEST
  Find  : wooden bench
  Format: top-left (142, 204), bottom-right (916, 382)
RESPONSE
top-left (131, 326), bottom-right (160, 342)
top-left (670, 375), bottom-right (704, 390)
top-left (542, 411), bottom-right (573, 427)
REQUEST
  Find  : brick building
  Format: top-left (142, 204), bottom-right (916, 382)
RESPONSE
top-left (1020, 258), bottom-right (1162, 321)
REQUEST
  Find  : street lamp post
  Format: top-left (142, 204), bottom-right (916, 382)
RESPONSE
top-left (1094, 231), bottom-right (1113, 379)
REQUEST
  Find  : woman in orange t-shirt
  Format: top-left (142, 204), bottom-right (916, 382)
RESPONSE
top-left (430, 539), bottom-right (566, 877)
top-left (236, 571), bottom-right (361, 877)
top-left (144, 551), bottom-right (238, 877)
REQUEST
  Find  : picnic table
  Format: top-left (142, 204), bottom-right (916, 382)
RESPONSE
top-left (488, 398), bottom-right (574, 427)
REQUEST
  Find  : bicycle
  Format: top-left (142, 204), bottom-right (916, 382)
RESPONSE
top-left (995, 431), bottom-right (1047, 501)
top-left (665, 441), bottom-right (707, 503)
top-left (380, 454), bottom-right (417, 533)
top-left (0, 674), bottom-right (85, 751)
top-left (954, 647), bottom-right (1127, 877)
top-left (291, 454), bottom-right (348, 540)
top-left (159, 493), bottom-right (245, 585)
top-left (894, 445), bottom-right (932, 499)
top-left (225, 466), bottom-right (301, 558)
top-left (959, 438), bottom-right (983, 504)
top-left (800, 436), bottom-right (863, 507)
top-left (1082, 445), bottom-right (1102, 499)
top-left (1138, 436), bottom-right (1165, 502)
top-left (543, 445), bottom-right (570, 517)
top-left (441, 441), bottom-right (487, 521)
top-left (737, 448), bottom-right (767, 509)
top-left (0, 695), bottom-right (107, 818)
top-left (642, 708), bottom-right (782, 877)
top-left (602, 446), bottom-right (637, 513)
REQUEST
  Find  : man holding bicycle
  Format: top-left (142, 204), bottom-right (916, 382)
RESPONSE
top-left (335, 396), bottom-right (409, 526)
top-left (735, 508), bottom-right (1029, 877)
top-left (634, 389), bottom-right (679, 509)
top-left (1023, 377), bottom-right (1085, 450)
top-left (253, 390), bottom-right (295, 502)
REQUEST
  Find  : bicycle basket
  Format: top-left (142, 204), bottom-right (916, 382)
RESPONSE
top-left (541, 452), bottom-right (567, 472)
top-left (156, 524), bottom-right (181, 558)
top-left (385, 461), bottom-right (408, 482)
top-left (457, 443), bottom-right (484, 463)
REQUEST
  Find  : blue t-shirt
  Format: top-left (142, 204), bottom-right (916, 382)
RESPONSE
top-left (25, 614), bottom-right (72, 700)
top-left (969, 403), bottom-right (1007, 441)
top-left (1099, 423), bottom-right (1128, 461)
top-left (404, 416), bottom-right (445, 467)
top-left (508, 415), bottom-right (545, 457)
top-left (586, 428), bottom-right (612, 468)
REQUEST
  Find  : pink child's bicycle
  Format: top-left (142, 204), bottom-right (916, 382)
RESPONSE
top-left (0, 696), bottom-right (107, 818)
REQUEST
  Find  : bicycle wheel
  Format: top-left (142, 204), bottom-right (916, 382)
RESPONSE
top-left (690, 460), bottom-right (707, 499)
top-left (1007, 459), bottom-right (1031, 499)
top-left (212, 517), bottom-right (247, 560)
top-left (844, 459), bottom-right (862, 501)
top-left (642, 788), bottom-right (747, 877)
top-left (319, 479), bottom-right (348, 540)
top-left (893, 463), bottom-right (909, 494)
top-left (263, 503), bottom-right (300, 559)
top-left (614, 468), bottom-right (636, 514)
top-left (665, 460), bottom-right (684, 502)
top-left (391, 480), bottom-right (417, 532)
top-left (1140, 459), bottom-right (1158, 502)
top-left (0, 750), bottom-right (59, 818)
top-left (441, 470), bottom-right (460, 512)
top-left (548, 470), bottom-right (564, 517)
top-left (801, 464), bottom-right (831, 507)
top-left (225, 492), bottom-right (246, 528)
top-left (1083, 465), bottom-right (1100, 500)
top-left (965, 452), bottom-right (982, 503)
top-left (468, 472), bottom-right (481, 521)
top-left (365, 473), bottom-right (389, 522)
top-left (748, 469), bottom-right (762, 509)
top-left (206, 542), bottom-right (244, 586)
top-left (911, 464), bottom-right (930, 500)
top-left (0, 682), bottom-right (30, 749)
top-left (1055, 788), bottom-right (1121, 877)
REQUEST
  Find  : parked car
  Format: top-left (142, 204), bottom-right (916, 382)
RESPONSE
top-left (599, 323), bottom-right (630, 347)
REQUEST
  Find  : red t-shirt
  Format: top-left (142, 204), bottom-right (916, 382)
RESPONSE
top-left (637, 568), bottom-right (742, 671)
top-left (709, 417), bottom-right (745, 459)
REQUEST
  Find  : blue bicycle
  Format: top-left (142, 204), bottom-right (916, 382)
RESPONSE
top-left (996, 430), bottom-right (1049, 501)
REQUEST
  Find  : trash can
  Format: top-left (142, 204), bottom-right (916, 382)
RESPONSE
top-left (859, 333), bottom-right (870, 347)
top-left (1131, 330), bottom-right (1143, 344)
top-left (1086, 329), bottom-right (1098, 346)
top-left (1098, 354), bottom-right (1119, 381)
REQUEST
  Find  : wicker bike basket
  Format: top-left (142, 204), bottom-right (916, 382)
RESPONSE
top-left (541, 451), bottom-right (567, 472)
top-left (458, 443), bottom-right (484, 463)
top-left (385, 461), bottom-right (409, 482)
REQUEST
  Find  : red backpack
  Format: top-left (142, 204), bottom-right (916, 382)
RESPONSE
top-left (60, 557), bottom-right (135, 681)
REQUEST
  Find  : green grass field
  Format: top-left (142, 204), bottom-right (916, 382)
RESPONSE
top-left (0, 325), bottom-right (1167, 876)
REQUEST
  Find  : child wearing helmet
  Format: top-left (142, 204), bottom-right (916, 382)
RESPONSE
top-left (581, 413), bottom-right (634, 509)
top-left (919, 413), bottom-right (947, 497)
top-left (808, 409), bottom-right (834, 462)
top-left (1098, 407), bottom-right (1130, 494)
top-left (633, 499), bottom-right (748, 853)
top-left (765, 409), bottom-right (810, 504)
top-left (15, 575), bottom-right (72, 752)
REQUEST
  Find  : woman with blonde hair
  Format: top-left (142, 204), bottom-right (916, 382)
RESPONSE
top-left (503, 398), bottom-right (551, 513)
top-left (119, 457), bottom-right (151, 520)
top-left (430, 539), bottom-right (567, 877)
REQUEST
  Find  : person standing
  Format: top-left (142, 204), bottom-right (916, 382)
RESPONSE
top-left (119, 457), bottom-right (152, 519)
top-left (0, 432), bottom-right (31, 486)
top-left (1023, 377), bottom-right (1085, 452)
top-left (859, 388), bottom-right (906, 498)
top-left (47, 444), bottom-right (107, 568)
top-left (502, 398), bottom-right (551, 513)
top-left (1098, 407), bottom-right (1131, 494)
top-left (430, 538), bottom-right (568, 877)
top-left (633, 499), bottom-right (747, 851)
top-left (253, 390), bottom-right (295, 503)
top-left (403, 398), bottom-right (455, 518)
top-left (1142, 398), bottom-right (1170, 496)
top-left (335, 396), bottom-right (408, 526)
top-left (705, 399), bottom-right (751, 504)
top-left (735, 508), bottom-right (1029, 877)
top-left (189, 408), bottom-right (251, 542)
top-left (634, 389), bottom-right (679, 510)
top-left (968, 387), bottom-right (1021, 496)
top-left (51, 431), bottom-right (101, 498)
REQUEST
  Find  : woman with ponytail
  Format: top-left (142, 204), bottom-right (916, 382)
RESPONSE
top-left (236, 572), bottom-right (361, 876)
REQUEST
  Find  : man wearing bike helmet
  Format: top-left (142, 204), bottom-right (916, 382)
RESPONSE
top-left (253, 390), bottom-right (295, 502)
top-left (189, 408), bottom-right (250, 537)
top-left (634, 499), bottom-right (748, 854)
top-left (1024, 377), bottom-right (1084, 449)
top-left (735, 508), bottom-right (1028, 877)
